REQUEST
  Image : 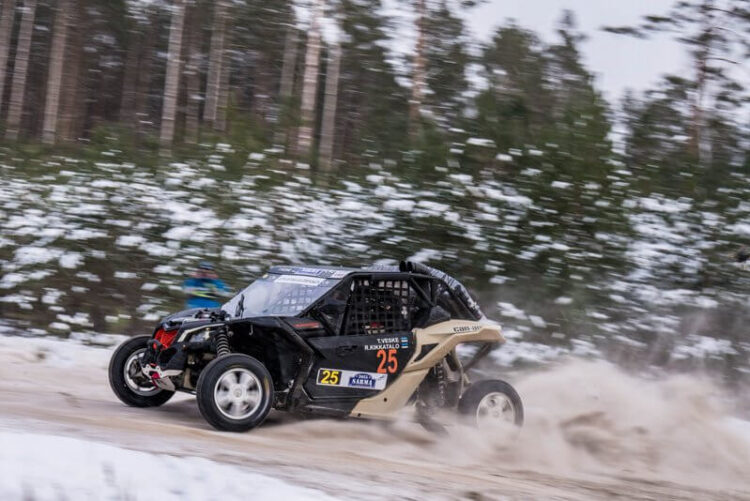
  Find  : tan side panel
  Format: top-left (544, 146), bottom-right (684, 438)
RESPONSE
top-left (404, 320), bottom-right (504, 373)
top-left (349, 320), bottom-right (504, 420)
top-left (349, 369), bottom-right (428, 420)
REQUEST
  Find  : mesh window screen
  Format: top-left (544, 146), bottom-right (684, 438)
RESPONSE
top-left (344, 278), bottom-right (415, 336)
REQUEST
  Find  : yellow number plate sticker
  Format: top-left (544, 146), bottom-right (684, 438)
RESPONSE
top-left (317, 369), bottom-right (341, 386)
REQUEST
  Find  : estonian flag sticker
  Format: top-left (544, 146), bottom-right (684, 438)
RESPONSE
top-left (400, 336), bottom-right (409, 348)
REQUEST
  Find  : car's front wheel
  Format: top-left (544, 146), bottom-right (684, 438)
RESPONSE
top-left (196, 354), bottom-right (274, 432)
top-left (109, 335), bottom-right (175, 407)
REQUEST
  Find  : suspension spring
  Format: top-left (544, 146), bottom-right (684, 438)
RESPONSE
top-left (435, 361), bottom-right (447, 407)
top-left (215, 329), bottom-right (230, 357)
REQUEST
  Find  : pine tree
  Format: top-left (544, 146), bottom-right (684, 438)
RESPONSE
top-left (605, 0), bottom-right (749, 164)
top-left (120, 0), bottom-right (159, 139)
top-left (159, 0), bottom-right (186, 149)
top-left (275, 25), bottom-right (299, 146)
top-left (182, 0), bottom-right (205, 144)
top-left (204, 0), bottom-right (229, 130)
top-left (42, 0), bottom-right (72, 145)
top-left (409, 0), bottom-right (426, 139)
top-left (5, 0), bottom-right (36, 140)
top-left (336, 0), bottom-right (409, 163)
top-left (467, 14), bottom-right (623, 325)
top-left (212, 0), bottom-right (296, 140)
top-left (297, 0), bottom-right (323, 158)
top-left (546, 11), bottom-right (612, 180)
top-left (422, 0), bottom-right (469, 126)
top-left (319, 43), bottom-right (341, 169)
top-left (58, 0), bottom-right (84, 143)
top-left (472, 23), bottom-right (549, 150)
top-left (120, 1), bottom-right (154, 127)
top-left (0, 0), bottom-right (16, 118)
top-left (408, 0), bottom-right (470, 137)
top-left (64, 0), bottom-right (132, 139)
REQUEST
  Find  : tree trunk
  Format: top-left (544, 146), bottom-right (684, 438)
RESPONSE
top-left (691, 51), bottom-right (707, 163)
top-left (160, 0), bottom-right (186, 150)
top-left (318, 44), bottom-right (341, 171)
top-left (215, 44), bottom-right (230, 133)
top-left (184, 51), bottom-right (200, 144)
top-left (690, 0), bottom-right (714, 165)
top-left (279, 27), bottom-right (298, 103)
top-left (183, 3), bottom-right (202, 144)
top-left (0, 0), bottom-right (16, 118)
top-left (133, 13), bottom-right (157, 137)
top-left (42, 0), bottom-right (71, 145)
top-left (5, 0), bottom-right (35, 140)
top-left (203, 0), bottom-right (228, 129)
top-left (119, 28), bottom-right (141, 126)
top-left (58, 0), bottom-right (81, 143)
top-left (409, 0), bottom-right (426, 141)
top-left (297, 0), bottom-right (323, 158)
top-left (274, 26), bottom-right (298, 145)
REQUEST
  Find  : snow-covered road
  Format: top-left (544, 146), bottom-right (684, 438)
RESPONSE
top-left (0, 430), bottom-right (339, 501)
top-left (1, 334), bottom-right (749, 500)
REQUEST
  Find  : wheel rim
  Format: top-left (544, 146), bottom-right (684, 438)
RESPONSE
top-left (476, 391), bottom-right (516, 428)
top-left (124, 349), bottom-right (160, 396)
top-left (214, 368), bottom-right (263, 420)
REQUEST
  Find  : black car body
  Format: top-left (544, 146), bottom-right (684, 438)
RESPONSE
top-left (109, 261), bottom-right (523, 432)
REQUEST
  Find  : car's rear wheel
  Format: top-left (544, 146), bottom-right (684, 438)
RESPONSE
top-left (109, 335), bottom-right (175, 407)
top-left (458, 379), bottom-right (524, 429)
top-left (196, 354), bottom-right (273, 432)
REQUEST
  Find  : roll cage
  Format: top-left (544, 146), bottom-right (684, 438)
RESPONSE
top-left (298, 270), bottom-right (479, 338)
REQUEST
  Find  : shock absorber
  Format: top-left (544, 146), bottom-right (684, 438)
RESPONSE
top-left (435, 360), bottom-right (447, 407)
top-left (214, 328), bottom-right (230, 357)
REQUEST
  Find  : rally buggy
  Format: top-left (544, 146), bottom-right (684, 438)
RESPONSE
top-left (109, 262), bottom-right (523, 432)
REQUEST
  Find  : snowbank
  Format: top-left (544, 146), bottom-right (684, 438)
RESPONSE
top-left (0, 429), bottom-right (339, 501)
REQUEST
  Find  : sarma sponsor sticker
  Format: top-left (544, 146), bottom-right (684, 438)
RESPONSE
top-left (316, 368), bottom-right (387, 390)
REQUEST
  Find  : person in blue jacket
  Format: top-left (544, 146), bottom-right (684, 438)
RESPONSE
top-left (183, 262), bottom-right (232, 309)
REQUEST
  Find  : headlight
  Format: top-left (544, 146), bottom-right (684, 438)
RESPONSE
top-left (190, 329), bottom-right (211, 343)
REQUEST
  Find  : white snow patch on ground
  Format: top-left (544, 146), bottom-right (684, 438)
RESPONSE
top-left (0, 273), bottom-right (26, 289)
top-left (163, 225), bottom-right (198, 241)
top-left (550, 181), bottom-right (571, 189)
top-left (0, 429), bottom-right (339, 501)
top-left (407, 248), bottom-right (442, 263)
top-left (115, 235), bottom-right (145, 247)
top-left (466, 137), bottom-right (496, 148)
top-left (114, 271), bottom-right (138, 279)
top-left (59, 252), bottom-right (84, 269)
top-left (383, 199), bottom-right (416, 211)
top-left (638, 196), bottom-right (691, 214)
top-left (671, 335), bottom-right (738, 361)
top-left (497, 302), bottom-right (527, 320)
top-left (14, 246), bottom-right (62, 266)
top-left (496, 153), bottom-right (513, 162)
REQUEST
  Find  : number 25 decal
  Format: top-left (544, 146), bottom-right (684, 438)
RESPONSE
top-left (319, 369), bottom-right (340, 385)
top-left (376, 349), bottom-right (398, 374)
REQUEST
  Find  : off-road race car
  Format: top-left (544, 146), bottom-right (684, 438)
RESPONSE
top-left (109, 261), bottom-right (523, 432)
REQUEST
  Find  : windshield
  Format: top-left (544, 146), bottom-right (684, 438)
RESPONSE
top-left (222, 273), bottom-right (340, 318)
